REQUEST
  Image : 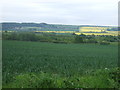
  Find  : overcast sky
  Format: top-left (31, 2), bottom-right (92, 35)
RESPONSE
top-left (1, 0), bottom-right (119, 26)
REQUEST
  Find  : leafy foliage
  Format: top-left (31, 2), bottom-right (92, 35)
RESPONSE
top-left (74, 35), bottom-right (84, 43)
top-left (2, 32), bottom-right (119, 44)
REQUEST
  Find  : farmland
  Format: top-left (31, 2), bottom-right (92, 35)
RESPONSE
top-left (2, 40), bottom-right (119, 88)
top-left (2, 22), bottom-right (120, 88)
top-left (75, 31), bottom-right (119, 36)
top-left (2, 22), bottom-right (119, 36)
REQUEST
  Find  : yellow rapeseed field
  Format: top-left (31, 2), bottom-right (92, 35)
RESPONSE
top-left (2, 29), bottom-right (119, 36)
top-left (80, 27), bottom-right (109, 32)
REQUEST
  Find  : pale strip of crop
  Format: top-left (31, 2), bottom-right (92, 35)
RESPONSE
top-left (2, 30), bottom-right (119, 36)
top-left (35, 30), bottom-right (119, 36)
top-left (34, 31), bottom-right (75, 33)
top-left (80, 29), bottom-right (106, 32)
top-left (80, 27), bottom-right (109, 29)
top-left (75, 32), bottom-right (118, 36)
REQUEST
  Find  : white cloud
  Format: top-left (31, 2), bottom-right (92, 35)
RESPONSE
top-left (1, 0), bottom-right (119, 26)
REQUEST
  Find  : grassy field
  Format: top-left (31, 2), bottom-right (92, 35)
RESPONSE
top-left (2, 40), bottom-right (119, 88)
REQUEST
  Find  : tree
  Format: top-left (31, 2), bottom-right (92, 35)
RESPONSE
top-left (72, 33), bottom-right (76, 35)
top-left (5, 31), bottom-right (8, 33)
top-left (79, 33), bottom-right (86, 37)
top-left (74, 35), bottom-right (84, 43)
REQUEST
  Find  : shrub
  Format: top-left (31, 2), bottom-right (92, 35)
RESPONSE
top-left (2, 32), bottom-right (39, 41)
top-left (3, 69), bottom-right (119, 88)
top-left (85, 39), bottom-right (98, 43)
top-left (18, 32), bottom-right (38, 41)
top-left (74, 35), bottom-right (84, 43)
top-left (100, 41), bottom-right (110, 45)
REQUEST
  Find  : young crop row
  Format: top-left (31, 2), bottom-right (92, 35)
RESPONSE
top-left (2, 40), bottom-right (118, 88)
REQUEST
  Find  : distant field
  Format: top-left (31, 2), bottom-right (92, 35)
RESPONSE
top-left (2, 30), bottom-right (119, 36)
top-left (80, 27), bottom-right (108, 32)
top-left (34, 30), bottom-right (119, 36)
top-left (3, 40), bottom-right (118, 88)
top-left (75, 31), bottom-right (119, 36)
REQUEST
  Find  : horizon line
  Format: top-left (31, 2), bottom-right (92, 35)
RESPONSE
top-left (0, 21), bottom-right (118, 27)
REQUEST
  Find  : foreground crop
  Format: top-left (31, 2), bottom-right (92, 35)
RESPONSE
top-left (2, 40), bottom-right (119, 88)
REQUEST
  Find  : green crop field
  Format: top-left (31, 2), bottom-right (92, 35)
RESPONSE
top-left (2, 40), bottom-right (119, 88)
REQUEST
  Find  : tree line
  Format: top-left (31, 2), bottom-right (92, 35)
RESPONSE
top-left (2, 32), bottom-right (119, 45)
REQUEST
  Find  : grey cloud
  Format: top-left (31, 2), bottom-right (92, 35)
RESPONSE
top-left (1, 0), bottom-right (119, 26)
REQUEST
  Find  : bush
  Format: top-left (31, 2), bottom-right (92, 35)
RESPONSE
top-left (3, 69), bottom-right (119, 88)
top-left (85, 39), bottom-right (98, 43)
top-left (2, 32), bottom-right (18, 40)
top-left (18, 32), bottom-right (38, 41)
top-left (3, 32), bottom-right (39, 41)
top-left (100, 41), bottom-right (110, 45)
top-left (74, 35), bottom-right (84, 43)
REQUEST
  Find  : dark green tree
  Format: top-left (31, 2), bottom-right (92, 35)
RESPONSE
top-left (74, 35), bottom-right (84, 43)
